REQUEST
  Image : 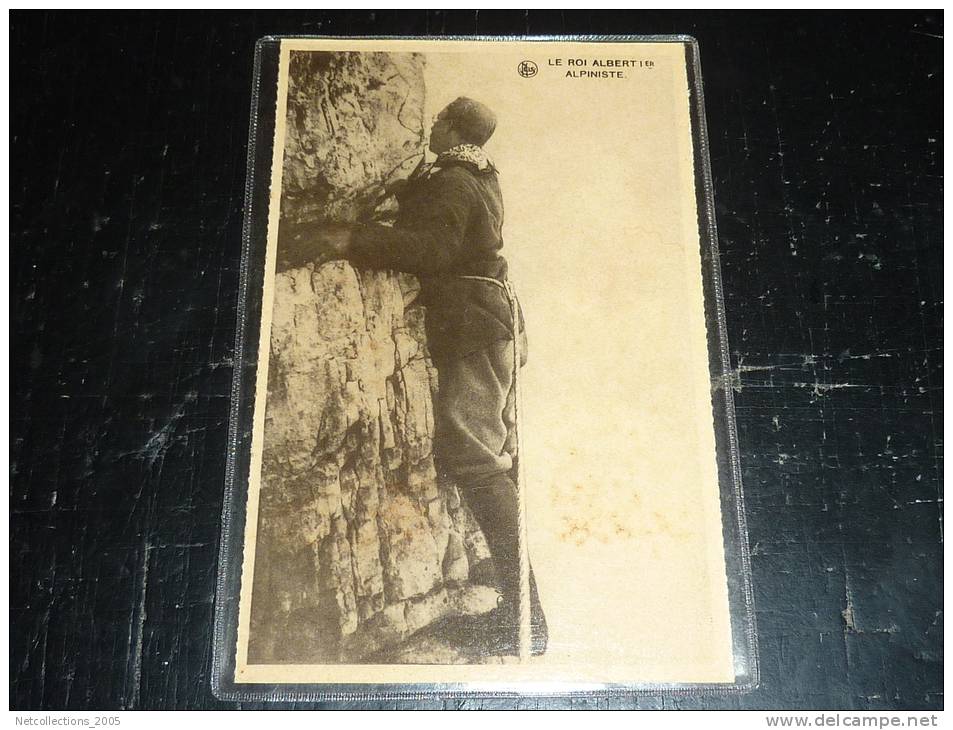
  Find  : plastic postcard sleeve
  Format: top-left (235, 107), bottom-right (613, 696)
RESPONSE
top-left (212, 34), bottom-right (758, 701)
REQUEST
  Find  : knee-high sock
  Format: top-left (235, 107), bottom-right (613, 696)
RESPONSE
top-left (459, 473), bottom-right (521, 603)
top-left (459, 473), bottom-right (547, 629)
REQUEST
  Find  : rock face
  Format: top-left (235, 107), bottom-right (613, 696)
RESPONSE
top-left (247, 50), bottom-right (495, 664)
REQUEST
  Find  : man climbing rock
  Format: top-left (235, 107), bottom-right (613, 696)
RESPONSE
top-left (278, 96), bottom-right (547, 657)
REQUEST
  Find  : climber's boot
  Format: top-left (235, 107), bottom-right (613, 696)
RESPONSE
top-left (457, 472), bottom-right (548, 657)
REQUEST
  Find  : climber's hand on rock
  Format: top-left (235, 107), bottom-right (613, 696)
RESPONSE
top-left (276, 221), bottom-right (318, 271)
top-left (277, 222), bottom-right (353, 271)
top-left (384, 178), bottom-right (408, 198)
top-left (311, 224), bottom-right (353, 264)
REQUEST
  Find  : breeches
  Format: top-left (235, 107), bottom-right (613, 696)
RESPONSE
top-left (433, 339), bottom-right (521, 599)
top-left (433, 339), bottom-right (517, 482)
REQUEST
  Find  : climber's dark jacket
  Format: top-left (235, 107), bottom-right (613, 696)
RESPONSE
top-left (349, 158), bottom-right (522, 364)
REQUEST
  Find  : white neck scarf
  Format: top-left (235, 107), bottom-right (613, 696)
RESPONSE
top-left (436, 143), bottom-right (493, 171)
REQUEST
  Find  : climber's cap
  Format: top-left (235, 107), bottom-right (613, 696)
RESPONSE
top-left (440, 97), bottom-right (497, 146)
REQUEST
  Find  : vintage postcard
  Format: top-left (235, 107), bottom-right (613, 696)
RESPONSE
top-left (227, 36), bottom-right (743, 690)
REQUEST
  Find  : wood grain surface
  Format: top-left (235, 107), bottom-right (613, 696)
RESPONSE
top-left (10, 10), bottom-right (942, 710)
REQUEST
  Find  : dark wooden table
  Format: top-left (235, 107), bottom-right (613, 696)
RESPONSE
top-left (11, 11), bottom-right (942, 710)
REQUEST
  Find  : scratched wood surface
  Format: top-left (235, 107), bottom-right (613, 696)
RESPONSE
top-left (11, 11), bottom-right (942, 710)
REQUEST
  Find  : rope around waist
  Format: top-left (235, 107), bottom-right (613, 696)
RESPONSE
top-left (453, 274), bottom-right (520, 332)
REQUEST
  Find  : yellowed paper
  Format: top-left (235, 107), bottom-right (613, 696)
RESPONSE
top-left (234, 37), bottom-right (733, 687)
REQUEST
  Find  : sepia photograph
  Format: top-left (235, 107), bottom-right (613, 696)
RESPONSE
top-left (233, 37), bottom-right (739, 687)
top-left (12, 11), bottom-right (941, 712)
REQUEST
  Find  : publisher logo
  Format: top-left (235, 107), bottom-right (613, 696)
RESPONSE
top-left (517, 60), bottom-right (538, 78)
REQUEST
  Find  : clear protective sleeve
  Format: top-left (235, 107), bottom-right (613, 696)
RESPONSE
top-left (212, 34), bottom-right (758, 702)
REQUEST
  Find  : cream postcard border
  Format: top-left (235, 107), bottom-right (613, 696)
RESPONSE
top-left (233, 37), bottom-right (733, 686)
